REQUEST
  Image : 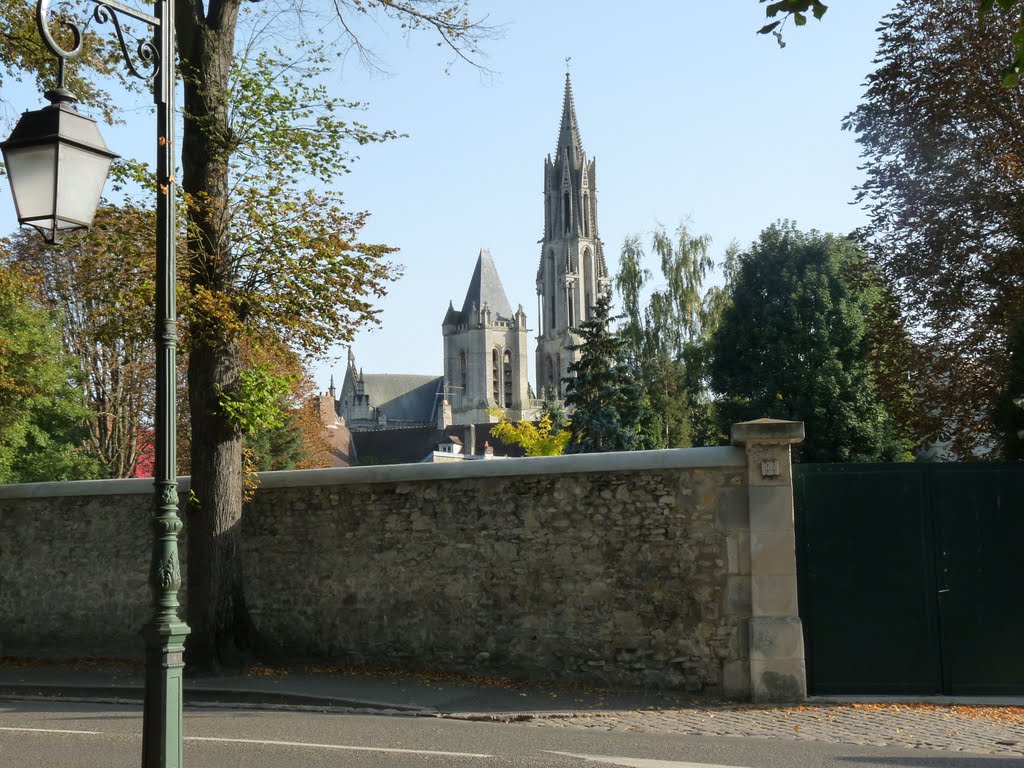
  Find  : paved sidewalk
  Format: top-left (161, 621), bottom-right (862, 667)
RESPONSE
top-left (1, 660), bottom-right (1021, 757)
top-left (521, 703), bottom-right (1024, 757)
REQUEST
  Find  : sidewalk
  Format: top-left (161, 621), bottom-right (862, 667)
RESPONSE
top-left (0, 660), bottom-right (697, 715)
top-left (1, 660), bottom-right (1022, 756)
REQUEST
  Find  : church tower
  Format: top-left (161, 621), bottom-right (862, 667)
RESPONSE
top-left (442, 249), bottom-right (531, 424)
top-left (535, 74), bottom-right (610, 399)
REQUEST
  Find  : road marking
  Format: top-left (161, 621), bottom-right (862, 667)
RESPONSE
top-left (546, 752), bottom-right (749, 768)
top-left (0, 726), bottom-right (104, 736)
top-left (185, 735), bottom-right (492, 758)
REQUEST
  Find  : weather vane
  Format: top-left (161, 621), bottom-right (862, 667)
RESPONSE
top-left (565, 56), bottom-right (572, 75)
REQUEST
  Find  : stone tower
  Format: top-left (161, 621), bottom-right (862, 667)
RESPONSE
top-left (442, 249), bottom-right (531, 424)
top-left (535, 74), bottom-right (610, 399)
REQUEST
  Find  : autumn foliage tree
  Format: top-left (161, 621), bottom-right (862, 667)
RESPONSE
top-left (5, 206), bottom-right (156, 478)
top-left (3, 0), bottom-right (495, 672)
top-left (754, 0), bottom-right (1024, 87)
top-left (844, 1), bottom-right (1024, 456)
top-left (489, 400), bottom-right (571, 457)
top-left (167, 5), bottom-right (493, 672)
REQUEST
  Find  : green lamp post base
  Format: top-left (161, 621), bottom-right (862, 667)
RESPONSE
top-left (141, 619), bottom-right (190, 768)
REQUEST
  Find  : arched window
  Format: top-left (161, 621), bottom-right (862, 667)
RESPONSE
top-left (459, 350), bottom-right (467, 396)
top-left (556, 353), bottom-right (563, 398)
top-left (503, 350), bottom-right (513, 407)
top-left (492, 349), bottom-right (500, 404)
top-left (547, 250), bottom-right (556, 331)
top-left (562, 192), bottom-right (571, 234)
top-left (545, 355), bottom-right (555, 396)
top-left (582, 247), bottom-right (594, 319)
top-left (583, 194), bottom-right (590, 237)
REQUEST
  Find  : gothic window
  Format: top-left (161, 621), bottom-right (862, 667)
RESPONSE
top-left (568, 294), bottom-right (575, 328)
top-left (492, 349), bottom-right (500, 404)
top-left (562, 192), bottom-right (571, 234)
top-left (583, 194), bottom-right (590, 237)
top-left (545, 355), bottom-right (555, 396)
top-left (503, 350), bottom-right (513, 407)
top-left (556, 353), bottom-right (563, 398)
top-left (459, 350), bottom-right (467, 395)
top-left (582, 247), bottom-right (594, 319)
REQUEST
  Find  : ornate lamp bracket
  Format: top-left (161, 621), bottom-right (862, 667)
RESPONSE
top-left (37, 0), bottom-right (160, 94)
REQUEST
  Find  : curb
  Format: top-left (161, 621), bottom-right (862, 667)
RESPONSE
top-left (0, 684), bottom-right (435, 714)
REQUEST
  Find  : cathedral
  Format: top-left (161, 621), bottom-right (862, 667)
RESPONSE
top-left (328, 73), bottom-right (609, 438)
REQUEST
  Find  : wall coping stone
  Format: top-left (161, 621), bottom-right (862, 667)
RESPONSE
top-left (0, 446), bottom-right (746, 499)
top-left (731, 419), bottom-right (805, 446)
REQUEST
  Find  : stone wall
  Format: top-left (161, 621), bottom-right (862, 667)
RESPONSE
top-left (0, 428), bottom-right (806, 700)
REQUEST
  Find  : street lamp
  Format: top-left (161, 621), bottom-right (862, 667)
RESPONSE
top-left (1, 1), bottom-right (189, 766)
top-left (0, 89), bottom-right (117, 243)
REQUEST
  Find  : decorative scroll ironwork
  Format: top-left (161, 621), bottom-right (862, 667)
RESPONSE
top-left (36, 0), bottom-right (159, 85)
top-left (92, 3), bottom-right (158, 79)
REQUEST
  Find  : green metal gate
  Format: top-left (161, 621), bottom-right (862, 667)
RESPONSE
top-left (794, 462), bottom-right (1024, 695)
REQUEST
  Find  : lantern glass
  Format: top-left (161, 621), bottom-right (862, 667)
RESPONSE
top-left (1, 99), bottom-right (117, 243)
top-left (2, 143), bottom-right (58, 227)
top-left (56, 142), bottom-right (115, 230)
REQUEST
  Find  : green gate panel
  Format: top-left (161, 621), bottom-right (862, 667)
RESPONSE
top-left (933, 465), bottom-right (1024, 694)
top-left (795, 464), bottom-right (942, 694)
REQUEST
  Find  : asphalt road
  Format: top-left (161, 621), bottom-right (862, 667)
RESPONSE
top-left (0, 700), bottom-right (1017, 768)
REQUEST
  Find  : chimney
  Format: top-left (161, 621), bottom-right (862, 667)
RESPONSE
top-left (437, 398), bottom-right (453, 430)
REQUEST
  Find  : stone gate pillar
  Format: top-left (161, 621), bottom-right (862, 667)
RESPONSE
top-left (731, 418), bottom-right (806, 703)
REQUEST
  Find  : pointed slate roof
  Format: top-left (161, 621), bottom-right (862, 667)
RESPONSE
top-left (358, 374), bottom-right (444, 424)
top-left (556, 73), bottom-right (583, 166)
top-left (459, 248), bottom-right (514, 322)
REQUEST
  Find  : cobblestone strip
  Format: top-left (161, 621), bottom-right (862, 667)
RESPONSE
top-left (518, 705), bottom-right (1024, 756)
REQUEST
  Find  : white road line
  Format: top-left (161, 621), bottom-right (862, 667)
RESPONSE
top-left (0, 726), bottom-right (104, 736)
top-left (0, 727), bottom-right (491, 758)
top-left (185, 735), bottom-right (492, 758)
top-left (546, 752), bottom-right (749, 768)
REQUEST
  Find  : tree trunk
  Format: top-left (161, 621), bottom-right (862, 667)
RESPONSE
top-left (176, 0), bottom-right (249, 674)
top-left (185, 339), bottom-right (252, 672)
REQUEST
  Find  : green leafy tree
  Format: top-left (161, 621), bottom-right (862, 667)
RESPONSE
top-left (709, 223), bottom-right (912, 463)
top-left (564, 292), bottom-right (655, 453)
top-left (5, 206), bottom-right (156, 478)
top-left (0, 263), bottom-right (102, 483)
top-left (615, 223), bottom-right (719, 448)
top-left (844, 0), bottom-right (1024, 457)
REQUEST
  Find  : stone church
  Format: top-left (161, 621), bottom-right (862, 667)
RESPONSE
top-left (326, 73), bottom-right (610, 439)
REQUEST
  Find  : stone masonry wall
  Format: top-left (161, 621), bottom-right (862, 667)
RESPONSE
top-left (0, 448), bottom-right (757, 696)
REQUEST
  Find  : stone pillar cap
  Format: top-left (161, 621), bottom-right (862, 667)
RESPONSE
top-left (731, 418), bottom-right (805, 446)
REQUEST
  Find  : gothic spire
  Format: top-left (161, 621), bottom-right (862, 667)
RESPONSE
top-left (459, 248), bottom-right (514, 322)
top-left (556, 72), bottom-right (583, 166)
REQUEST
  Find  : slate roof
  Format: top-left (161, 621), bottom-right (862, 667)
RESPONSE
top-left (459, 248), bottom-right (514, 322)
top-left (352, 423), bottom-right (527, 466)
top-left (360, 374), bottom-right (444, 424)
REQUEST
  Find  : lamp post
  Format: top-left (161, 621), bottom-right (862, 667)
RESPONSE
top-left (1, 1), bottom-right (189, 766)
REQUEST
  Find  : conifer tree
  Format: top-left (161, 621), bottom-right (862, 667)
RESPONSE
top-left (564, 292), bottom-right (654, 453)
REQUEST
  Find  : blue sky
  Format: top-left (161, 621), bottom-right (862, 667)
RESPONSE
top-left (1, 1), bottom-right (897, 390)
